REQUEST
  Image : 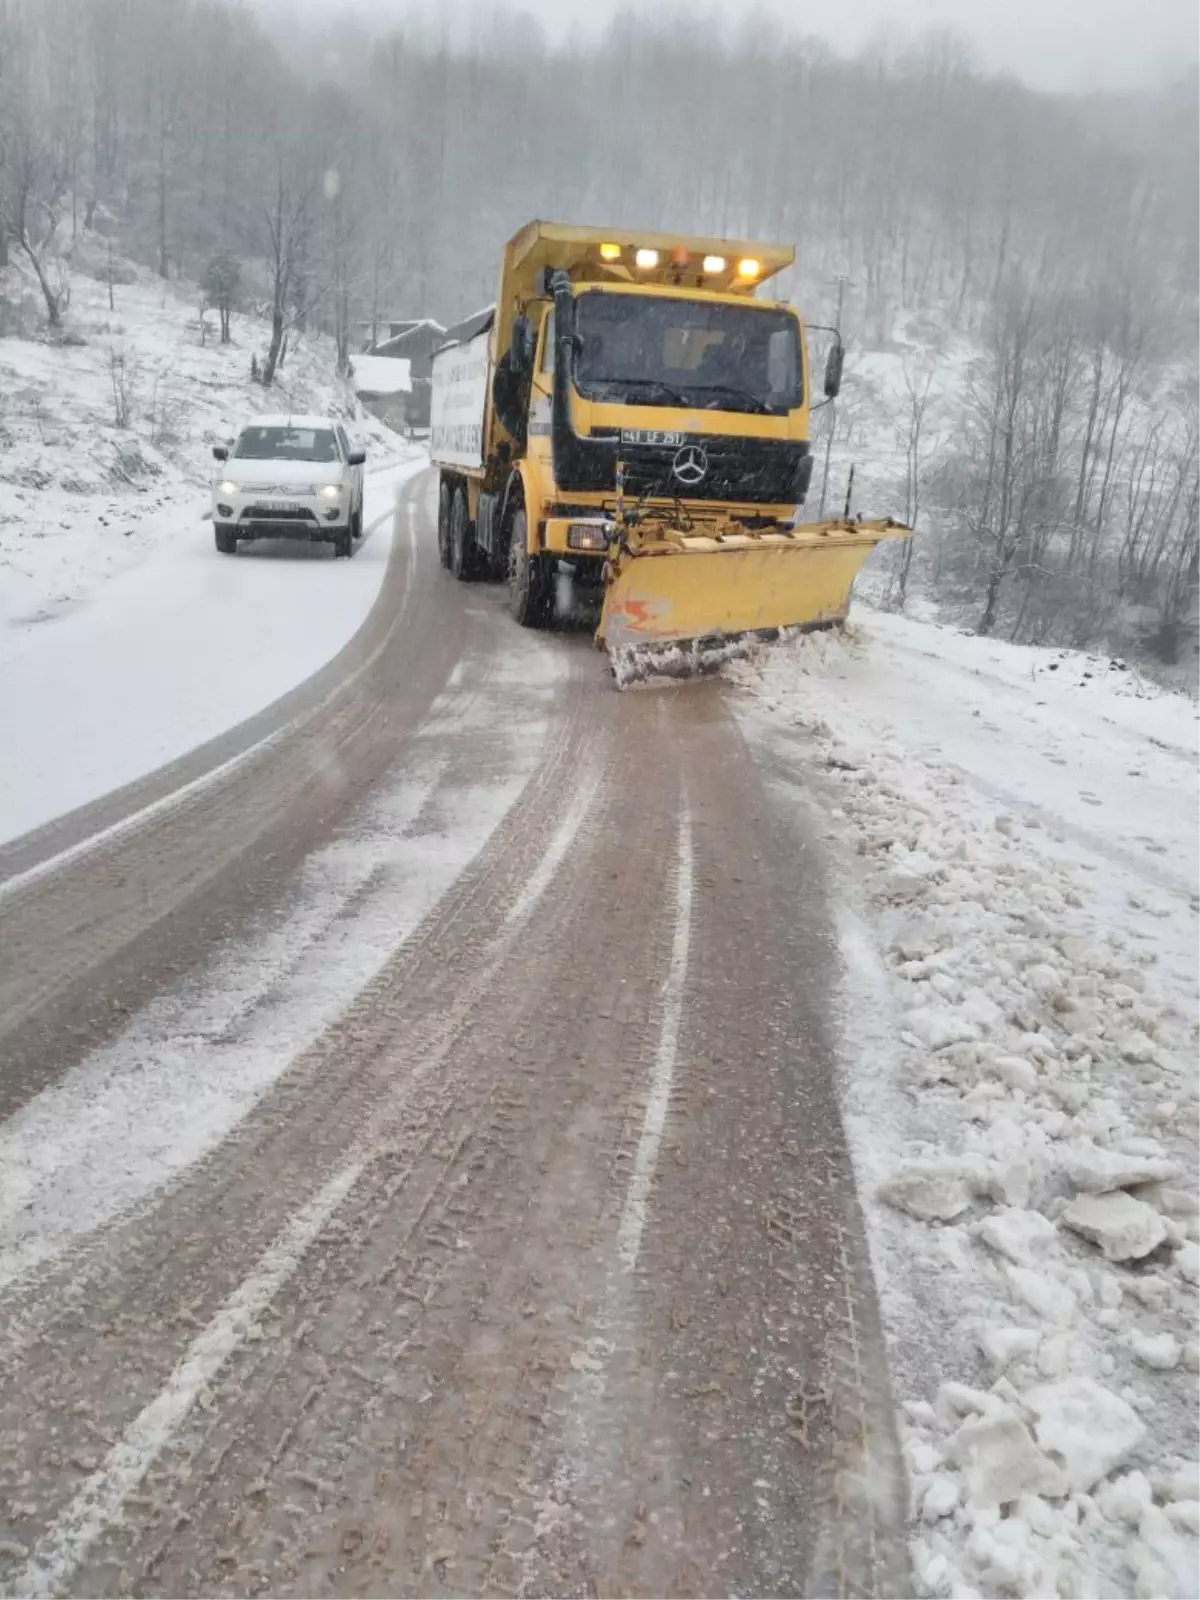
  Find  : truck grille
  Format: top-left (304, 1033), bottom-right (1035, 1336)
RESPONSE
top-left (572, 430), bottom-right (809, 503)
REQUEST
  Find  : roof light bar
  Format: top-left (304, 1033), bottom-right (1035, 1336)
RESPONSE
top-left (598, 242), bottom-right (622, 261)
top-left (635, 248), bottom-right (660, 269)
top-left (703, 254), bottom-right (727, 273)
top-left (737, 257), bottom-right (762, 279)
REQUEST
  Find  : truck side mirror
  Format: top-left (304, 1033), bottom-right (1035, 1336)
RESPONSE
top-left (213, 444), bottom-right (228, 461)
top-left (347, 448), bottom-right (366, 466)
top-left (824, 342), bottom-right (844, 400)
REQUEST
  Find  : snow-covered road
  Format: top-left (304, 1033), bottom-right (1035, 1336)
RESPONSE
top-left (0, 475), bottom-right (909, 1598)
top-left (731, 614), bottom-right (1199, 1600)
top-left (1, 455), bottom-right (425, 847)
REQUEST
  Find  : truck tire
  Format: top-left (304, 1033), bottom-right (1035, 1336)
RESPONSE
top-left (507, 507), bottom-right (550, 627)
top-left (437, 477), bottom-right (453, 569)
top-left (333, 526), bottom-right (353, 559)
top-left (214, 525), bottom-right (237, 555)
top-left (449, 487), bottom-right (480, 581)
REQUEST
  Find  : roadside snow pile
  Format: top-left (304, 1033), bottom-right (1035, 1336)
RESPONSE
top-left (730, 625), bottom-right (1199, 1600)
top-left (0, 247), bottom-right (407, 632)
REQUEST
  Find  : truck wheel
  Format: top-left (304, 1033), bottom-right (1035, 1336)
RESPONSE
top-left (449, 488), bottom-right (478, 581)
top-left (507, 508), bottom-right (550, 627)
top-left (214, 525), bottom-right (237, 555)
top-left (334, 527), bottom-right (353, 559)
top-left (437, 478), bottom-right (453, 569)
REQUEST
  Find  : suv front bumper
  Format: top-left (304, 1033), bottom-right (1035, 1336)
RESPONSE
top-left (213, 491), bottom-right (350, 539)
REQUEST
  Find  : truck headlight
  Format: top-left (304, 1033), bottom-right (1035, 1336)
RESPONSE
top-left (567, 522), bottom-right (612, 551)
top-left (317, 483), bottom-right (342, 499)
top-left (217, 479), bottom-right (240, 495)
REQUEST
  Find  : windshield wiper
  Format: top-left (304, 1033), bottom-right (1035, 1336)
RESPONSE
top-left (614, 378), bottom-right (692, 407)
top-left (693, 383), bottom-right (771, 414)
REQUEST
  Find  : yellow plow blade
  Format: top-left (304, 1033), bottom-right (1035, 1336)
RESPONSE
top-left (597, 520), bottom-right (909, 682)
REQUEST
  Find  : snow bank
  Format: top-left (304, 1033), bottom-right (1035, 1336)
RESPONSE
top-left (730, 619), bottom-right (1199, 1599)
top-left (0, 252), bottom-right (426, 844)
top-left (0, 459), bottom-right (426, 847)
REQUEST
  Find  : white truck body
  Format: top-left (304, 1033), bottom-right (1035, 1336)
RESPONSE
top-left (430, 328), bottom-right (491, 471)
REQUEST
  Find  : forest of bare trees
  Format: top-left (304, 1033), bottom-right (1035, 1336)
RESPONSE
top-left (0, 0), bottom-right (1196, 664)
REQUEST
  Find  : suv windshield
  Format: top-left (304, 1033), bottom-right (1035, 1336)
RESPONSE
top-left (234, 426), bottom-right (339, 462)
top-left (573, 292), bottom-right (802, 414)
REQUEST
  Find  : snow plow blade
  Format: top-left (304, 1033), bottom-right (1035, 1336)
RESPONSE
top-left (598, 518), bottom-right (910, 687)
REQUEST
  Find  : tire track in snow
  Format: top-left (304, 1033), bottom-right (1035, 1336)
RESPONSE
top-left (6, 741), bottom-right (610, 1598)
top-left (0, 638), bottom-right (556, 1293)
top-left (9, 1160), bottom-right (365, 1600)
top-left (615, 805), bottom-right (693, 1269)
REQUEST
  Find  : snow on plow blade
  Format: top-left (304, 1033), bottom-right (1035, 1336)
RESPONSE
top-left (598, 519), bottom-right (910, 687)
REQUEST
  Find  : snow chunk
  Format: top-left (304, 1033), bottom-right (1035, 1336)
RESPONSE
top-left (1025, 1377), bottom-right (1145, 1492)
top-left (1096, 1469), bottom-right (1153, 1524)
top-left (877, 1160), bottom-right (973, 1221)
top-left (1006, 1263), bottom-right (1077, 1324)
top-left (903, 1006), bottom-right (980, 1051)
top-left (1128, 1330), bottom-right (1180, 1371)
top-left (1121, 1031), bottom-right (1159, 1064)
top-left (1165, 1500), bottom-right (1200, 1535)
top-left (1130, 1503), bottom-right (1198, 1599)
top-left (988, 1055), bottom-right (1040, 1094)
top-left (1174, 1241), bottom-right (1200, 1284)
top-left (977, 1207), bottom-right (1058, 1265)
top-left (1024, 962), bottom-right (1063, 996)
top-left (949, 1406), bottom-right (1067, 1505)
top-left (883, 855), bottom-right (942, 902)
top-left (922, 1475), bottom-right (960, 1522)
top-left (1153, 1464), bottom-right (1200, 1503)
top-left (1061, 1191), bottom-right (1170, 1262)
top-left (934, 1380), bottom-right (998, 1426)
top-left (960, 988), bottom-right (1005, 1032)
top-left (980, 1325), bottom-right (1041, 1374)
top-left (1062, 1140), bottom-right (1181, 1194)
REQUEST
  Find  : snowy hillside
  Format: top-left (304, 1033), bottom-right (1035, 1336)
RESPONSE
top-left (0, 248), bottom-right (411, 633)
top-left (823, 306), bottom-right (1199, 688)
top-left (731, 619), bottom-right (1199, 1599)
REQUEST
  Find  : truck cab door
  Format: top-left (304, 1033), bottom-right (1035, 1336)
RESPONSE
top-left (528, 308), bottom-right (554, 438)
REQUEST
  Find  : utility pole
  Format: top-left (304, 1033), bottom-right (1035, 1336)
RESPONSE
top-left (818, 273), bottom-right (848, 519)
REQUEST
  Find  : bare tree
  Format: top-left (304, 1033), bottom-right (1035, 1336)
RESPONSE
top-left (203, 252), bottom-right (240, 343)
top-left (258, 149), bottom-right (318, 386)
top-left (1, 131), bottom-right (69, 327)
top-left (890, 352), bottom-right (940, 611)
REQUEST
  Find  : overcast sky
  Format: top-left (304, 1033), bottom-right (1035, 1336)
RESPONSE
top-left (271, 0), bottom-right (1197, 94)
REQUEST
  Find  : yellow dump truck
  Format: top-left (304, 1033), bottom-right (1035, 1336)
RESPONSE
top-left (430, 220), bottom-right (908, 684)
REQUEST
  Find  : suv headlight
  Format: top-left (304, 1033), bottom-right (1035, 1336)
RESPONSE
top-left (217, 479), bottom-right (240, 495)
top-left (317, 483), bottom-right (343, 499)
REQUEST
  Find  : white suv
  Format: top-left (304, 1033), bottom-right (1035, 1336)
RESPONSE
top-left (212, 414), bottom-right (366, 558)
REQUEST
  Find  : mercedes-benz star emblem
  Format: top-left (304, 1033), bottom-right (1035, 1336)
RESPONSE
top-left (671, 443), bottom-right (709, 485)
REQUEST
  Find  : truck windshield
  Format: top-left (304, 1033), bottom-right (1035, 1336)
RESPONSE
top-left (573, 292), bottom-right (802, 414)
top-left (234, 426), bottom-right (339, 462)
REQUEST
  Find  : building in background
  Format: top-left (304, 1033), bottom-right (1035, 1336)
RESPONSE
top-left (356, 319), bottom-right (445, 431)
top-left (351, 353), bottom-right (415, 434)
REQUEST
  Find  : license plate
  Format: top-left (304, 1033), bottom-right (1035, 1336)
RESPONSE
top-left (621, 429), bottom-right (685, 447)
top-left (260, 499), bottom-right (302, 511)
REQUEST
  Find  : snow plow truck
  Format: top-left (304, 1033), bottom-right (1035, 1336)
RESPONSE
top-left (430, 220), bottom-right (909, 686)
